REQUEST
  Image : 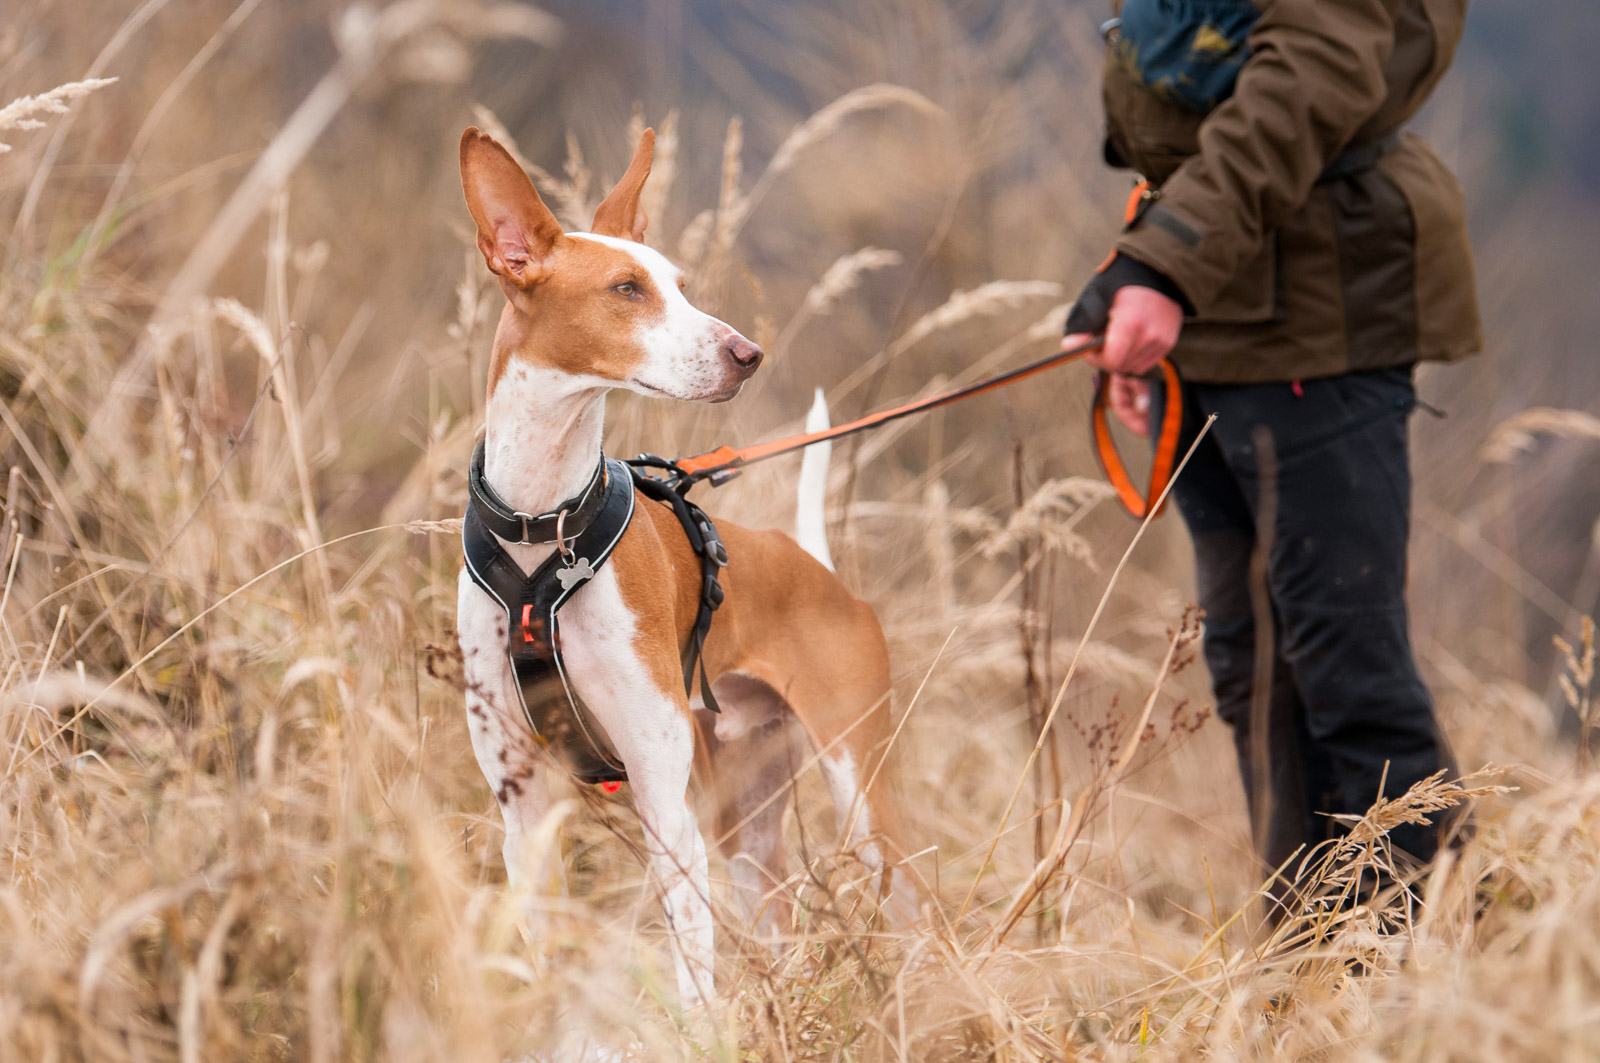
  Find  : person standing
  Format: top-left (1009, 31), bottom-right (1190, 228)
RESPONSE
top-left (1061, 0), bottom-right (1481, 887)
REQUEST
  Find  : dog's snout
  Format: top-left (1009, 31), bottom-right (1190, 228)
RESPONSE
top-left (725, 335), bottom-right (764, 372)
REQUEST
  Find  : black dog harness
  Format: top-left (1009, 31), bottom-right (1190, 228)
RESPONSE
top-left (461, 440), bottom-right (728, 784)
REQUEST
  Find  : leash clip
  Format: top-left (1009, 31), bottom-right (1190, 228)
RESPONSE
top-left (629, 453), bottom-right (691, 493)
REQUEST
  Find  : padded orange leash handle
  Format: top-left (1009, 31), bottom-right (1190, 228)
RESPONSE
top-left (1084, 178), bottom-right (1179, 516)
top-left (1091, 359), bottom-right (1183, 519)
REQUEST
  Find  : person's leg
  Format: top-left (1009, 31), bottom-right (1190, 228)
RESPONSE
top-left (1171, 383), bottom-right (1323, 874)
top-left (1196, 367), bottom-right (1452, 864)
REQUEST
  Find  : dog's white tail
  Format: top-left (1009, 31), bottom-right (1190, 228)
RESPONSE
top-left (796, 388), bottom-right (835, 572)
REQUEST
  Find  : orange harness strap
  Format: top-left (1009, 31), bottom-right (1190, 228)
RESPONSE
top-left (669, 338), bottom-right (1185, 520)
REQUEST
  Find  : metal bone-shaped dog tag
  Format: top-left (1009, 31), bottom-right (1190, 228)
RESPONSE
top-left (556, 557), bottom-right (595, 591)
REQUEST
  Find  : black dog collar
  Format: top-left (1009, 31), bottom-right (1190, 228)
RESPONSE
top-left (468, 437), bottom-right (609, 545)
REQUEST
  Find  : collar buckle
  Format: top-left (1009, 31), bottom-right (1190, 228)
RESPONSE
top-left (468, 439), bottom-right (608, 547)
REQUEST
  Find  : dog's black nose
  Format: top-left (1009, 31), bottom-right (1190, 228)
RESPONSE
top-left (725, 335), bottom-right (764, 371)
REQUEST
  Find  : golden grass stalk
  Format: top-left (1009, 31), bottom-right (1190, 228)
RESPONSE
top-left (979, 476), bottom-right (1115, 569)
top-left (631, 106), bottom-right (679, 249)
top-left (830, 281), bottom-right (1063, 400)
top-left (765, 84), bottom-right (946, 179)
top-left (705, 85), bottom-right (948, 268)
top-left (897, 281), bottom-right (1063, 351)
top-left (0, 77), bottom-right (118, 153)
top-left (558, 129), bottom-right (596, 230)
top-left (83, 0), bottom-right (265, 264)
top-left (79, 1), bottom-right (560, 467)
top-left (1557, 617), bottom-right (1598, 768)
top-left (468, 102), bottom-right (536, 173)
top-left (804, 247), bottom-right (904, 318)
top-left (772, 247), bottom-right (903, 357)
top-left (1481, 406), bottom-right (1600, 463)
top-left (961, 414), bottom-right (1217, 920)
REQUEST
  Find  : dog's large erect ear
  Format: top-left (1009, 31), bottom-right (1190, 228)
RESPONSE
top-left (460, 127), bottom-right (565, 286)
top-left (590, 128), bottom-right (654, 242)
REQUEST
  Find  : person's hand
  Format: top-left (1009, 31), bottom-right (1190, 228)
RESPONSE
top-left (1063, 284), bottom-right (1184, 437)
top-left (1102, 374), bottom-right (1154, 437)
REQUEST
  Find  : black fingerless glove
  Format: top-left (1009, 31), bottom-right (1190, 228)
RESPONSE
top-left (1064, 253), bottom-right (1192, 336)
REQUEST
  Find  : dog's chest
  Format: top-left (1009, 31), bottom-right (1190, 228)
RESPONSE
top-left (456, 560), bottom-right (664, 748)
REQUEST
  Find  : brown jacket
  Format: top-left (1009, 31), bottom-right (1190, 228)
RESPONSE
top-left (1103, 0), bottom-right (1483, 383)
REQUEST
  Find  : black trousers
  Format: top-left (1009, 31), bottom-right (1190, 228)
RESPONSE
top-left (1170, 366), bottom-right (1453, 872)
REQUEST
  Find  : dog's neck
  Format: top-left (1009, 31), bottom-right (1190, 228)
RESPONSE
top-left (482, 359), bottom-right (607, 520)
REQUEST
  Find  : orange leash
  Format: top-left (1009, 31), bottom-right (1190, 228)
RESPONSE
top-left (1091, 358), bottom-right (1182, 518)
top-left (653, 337), bottom-right (1184, 519)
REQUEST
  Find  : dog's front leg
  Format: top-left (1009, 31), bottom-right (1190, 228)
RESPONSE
top-left (458, 573), bottom-right (565, 934)
top-left (558, 576), bottom-right (717, 1010)
top-left (487, 740), bottom-right (564, 924)
top-left (619, 701), bottom-right (714, 1010)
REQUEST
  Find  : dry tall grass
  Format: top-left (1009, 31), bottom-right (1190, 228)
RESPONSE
top-left (3, 2), bottom-right (1599, 1060)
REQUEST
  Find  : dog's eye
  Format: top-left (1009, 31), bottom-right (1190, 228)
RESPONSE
top-left (613, 281), bottom-right (638, 297)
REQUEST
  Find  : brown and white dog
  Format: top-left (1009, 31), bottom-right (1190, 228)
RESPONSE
top-left (455, 127), bottom-right (914, 1008)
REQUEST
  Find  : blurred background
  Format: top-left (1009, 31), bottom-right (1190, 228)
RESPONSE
top-left (3, 3), bottom-right (1600, 1057)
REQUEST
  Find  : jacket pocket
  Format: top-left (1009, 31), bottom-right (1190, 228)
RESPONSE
top-left (1190, 234), bottom-right (1280, 324)
top-left (1102, 59), bottom-right (1202, 181)
top-left (1375, 135), bottom-right (1482, 361)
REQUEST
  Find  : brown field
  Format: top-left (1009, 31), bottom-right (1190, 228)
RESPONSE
top-left (3, 1), bottom-right (1599, 1060)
